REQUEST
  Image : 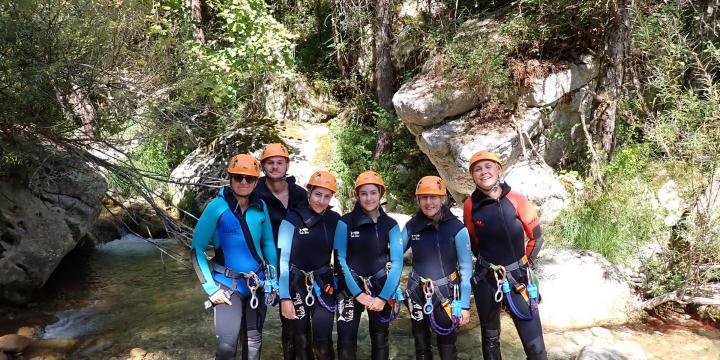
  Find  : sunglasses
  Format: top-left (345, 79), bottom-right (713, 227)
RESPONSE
top-left (231, 174), bottom-right (258, 183)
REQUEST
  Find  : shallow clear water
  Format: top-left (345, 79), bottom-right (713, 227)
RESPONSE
top-left (5, 235), bottom-right (719, 359)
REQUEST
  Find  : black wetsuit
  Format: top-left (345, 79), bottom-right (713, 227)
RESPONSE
top-left (464, 183), bottom-right (547, 360)
top-left (254, 175), bottom-right (308, 359)
top-left (334, 205), bottom-right (403, 360)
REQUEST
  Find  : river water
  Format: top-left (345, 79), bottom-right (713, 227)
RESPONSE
top-left (3, 235), bottom-right (719, 359)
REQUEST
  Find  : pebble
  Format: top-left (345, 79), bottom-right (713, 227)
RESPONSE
top-left (0, 334), bottom-right (32, 352)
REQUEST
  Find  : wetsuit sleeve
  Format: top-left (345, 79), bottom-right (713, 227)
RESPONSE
top-left (261, 202), bottom-right (279, 283)
top-left (463, 198), bottom-right (480, 256)
top-left (191, 199), bottom-right (225, 296)
top-left (378, 224), bottom-right (403, 301)
top-left (454, 227), bottom-right (473, 309)
top-left (334, 219), bottom-right (363, 297)
top-left (277, 220), bottom-right (295, 300)
top-left (506, 192), bottom-right (544, 264)
top-left (401, 226), bottom-right (410, 253)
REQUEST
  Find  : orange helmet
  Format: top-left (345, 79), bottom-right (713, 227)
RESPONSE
top-left (415, 176), bottom-right (447, 196)
top-left (469, 150), bottom-right (503, 172)
top-left (354, 171), bottom-right (385, 194)
top-left (227, 154), bottom-right (261, 177)
top-left (260, 143), bottom-right (290, 161)
top-left (307, 171), bottom-right (338, 193)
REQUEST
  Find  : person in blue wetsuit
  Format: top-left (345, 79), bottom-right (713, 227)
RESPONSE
top-left (278, 171), bottom-right (341, 360)
top-left (402, 176), bottom-right (472, 360)
top-left (463, 150), bottom-right (547, 360)
top-left (190, 154), bottom-right (278, 360)
top-left (334, 171), bottom-right (404, 360)
top-left (254, 143), bottom-right (309, 359)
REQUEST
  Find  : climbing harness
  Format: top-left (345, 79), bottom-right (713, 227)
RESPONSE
top-left (422, 279), bottom-right (435, 314)
top-left (407, 270), bottom-right (462, 335)
top-left (349, 264), bottom-right (402, 323)
top-left (210, 262), bottom-right (265, 309)
top-left (289, 264), bottom-right (337, 312)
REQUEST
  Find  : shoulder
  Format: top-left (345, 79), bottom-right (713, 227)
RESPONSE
top-left (504, 190), bottom-right (540, 224)
top-left (284, 208), bottom-right (303, 227)
top-left (445, 217), bottom-right (465, 235)
top-left (325, 209), bottom-right (341, 222)
top-left (204, 197), bottom-right (229, 214)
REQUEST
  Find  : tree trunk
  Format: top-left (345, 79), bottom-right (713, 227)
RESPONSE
top-left (374, 0), bottom-right (395, 113)
top-left (590, 0), bottom-right (633, 158)
top-left (372, 0), bottom-right (396, 160)
top-left (191, 0), bottom-right (206, 44)
top-left (331, 0), bottom-right (350, 80)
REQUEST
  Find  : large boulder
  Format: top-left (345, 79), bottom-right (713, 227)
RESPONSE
top-left (0, 155), bottom-right (106, 303)
top-left (168, 124), bottom-right (279, 209)
top-left (522, 55), bottom-right (597, 107)
top-left (535, 248), bottom-right (639, 329)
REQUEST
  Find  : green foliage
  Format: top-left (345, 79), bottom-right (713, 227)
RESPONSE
top-left (549, 144), bottom-right (670, 263)
top-left (330, 96), bottom-right (437, 213)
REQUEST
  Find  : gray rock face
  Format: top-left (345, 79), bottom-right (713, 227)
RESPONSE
top-left (576, 342), bottom-right (647, 360)
top-left (523, 56), bottom-right (597, 107)
top-left (168, 125), bottom-right (277, 208)
top-left (0, 154), bottom-right (106, 303)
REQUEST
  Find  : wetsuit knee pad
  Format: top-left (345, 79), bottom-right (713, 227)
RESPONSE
top-left (337, 342), bottom-right (357, 360)
top-left (524, 336), bottom-right (547, 360)
top-left (437, 343), bottom-right (458, 360)
top-left (481, 328), bottom-right (501, 342)
top-left (481, 328), bottom-right (501, 360)
top-left (216, 342), bottom-right (237, 360)
top-left (313, 340), bottom-right (334, 360)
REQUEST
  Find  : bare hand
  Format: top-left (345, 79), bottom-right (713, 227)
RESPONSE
top-left (355, 293), bottom-right (373, 307)
top-left (281, 299), bottom-right (297, 319)
top-left (209, 289), bottom-right (232, 306)
top-left (368, 298), bottom-right (386, 312)
top-left (459, 310), bottom-right (470, 325)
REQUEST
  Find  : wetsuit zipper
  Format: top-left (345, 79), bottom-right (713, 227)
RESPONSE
top-left (497, 200), bottom-right (520, 265)
top-left (436, 230), bottom-right (446, 279)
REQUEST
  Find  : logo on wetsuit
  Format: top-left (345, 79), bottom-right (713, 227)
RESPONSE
top-left (411, 234), bottom-right (421, 241)
top-left (350, 231), bottom-right (360, 238)
top-left (298, 227), bottom-right (309, 235)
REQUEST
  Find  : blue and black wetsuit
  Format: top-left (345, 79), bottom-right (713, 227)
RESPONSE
top-left (334, 205), bottom-right (403, 360)
top-left (254, 175), bottom-right (307, 359)
top-left (463, 183), bottom-right (547, 360)
top-left (191, 187), bottom-right (278, 360)
top-left (278, 205), bottom-right (340, 360)
top-left (402, 206), bottom-right (472, 360)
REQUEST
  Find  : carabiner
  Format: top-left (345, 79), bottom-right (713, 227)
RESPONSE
top-left (422, 279), bottom-right (435, 315)
top-left (360, 276), bottom-right (373, 295)
top-left (303, 271), bottom-right (316, 306)
top-left (246, 272), bottom-right (260, 309)
top-left (492, 265), bottom-right (506, 303)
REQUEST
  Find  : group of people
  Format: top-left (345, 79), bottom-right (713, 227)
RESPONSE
top-left (191, 144), bottom-right (547, 360)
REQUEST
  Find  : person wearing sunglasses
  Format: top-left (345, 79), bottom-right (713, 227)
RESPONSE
top-left (277, 171), bottom-right (341, 360)
top-left (253, 143), bottom-right (309, 359)
top-left (190, 154), bottom-right (278, 360)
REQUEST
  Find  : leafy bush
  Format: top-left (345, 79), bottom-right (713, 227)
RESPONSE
top-left (330, 96), bottom-right (437, 213)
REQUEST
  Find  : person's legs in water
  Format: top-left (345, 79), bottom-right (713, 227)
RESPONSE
top-left (368, 306), bottom-right (390, 360)
top-left (473, 275), bottom-right (503, 360)
top-left (242, 293), bottom-right (267, 360)
top-left (408, 298), bottom-right (433, 360)
top-left (336, 294), bottom-right (361, 360)
top-left (311, 301), bottom-right (336, 360)
top-left (214, 292), bottom-right (245, 360)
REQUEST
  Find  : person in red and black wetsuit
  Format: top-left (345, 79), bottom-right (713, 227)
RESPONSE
top-left (463, 150), bottom-right (547, 360)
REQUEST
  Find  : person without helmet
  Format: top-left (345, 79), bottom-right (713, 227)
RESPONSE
top-left (254, 143), bottom-right (309, 359)
top-left (402, 176), bottom-right (473, 360)
top-left (190, 154), bottom-right (278, 360)
top-left (277, 171), bottom-right (341, 360)
top-left (463, 150), bottom-right (547, 360)
top-left (333, 171), bottom-right (404, 360)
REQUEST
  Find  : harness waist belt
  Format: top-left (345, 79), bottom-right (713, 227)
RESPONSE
top-left (409, 270), bottom-right (458, 288)
top-left (475, 255), bottom-right (528, 275)
top-left (211, 262), bottom-right (263, 279)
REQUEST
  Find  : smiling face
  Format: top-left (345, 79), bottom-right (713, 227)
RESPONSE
top-left (261, 156), bottom-right (289, 180)
top-left (309, 187), bottom-right (333, 214)
top-left (230, 174), bottom-right (258, 197)
top-left (356, 184), bottom-right (381, 212)
top-left (418, 194), bottom-right (445, 218)
top-left (472, 160), bottom-right (502, 190)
